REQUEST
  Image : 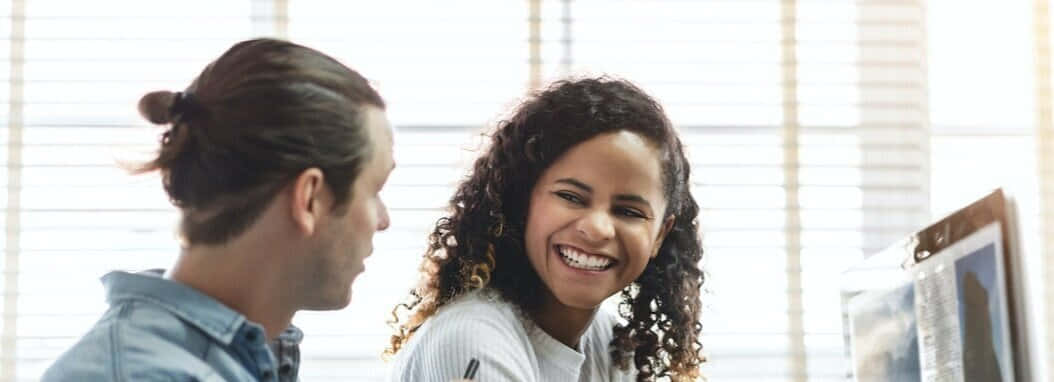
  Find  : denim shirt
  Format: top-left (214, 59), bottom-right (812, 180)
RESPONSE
top-left (42, 270), bottom-right (302, 382)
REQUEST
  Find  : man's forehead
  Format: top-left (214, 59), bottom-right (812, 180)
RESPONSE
top-left (366, 107), bottom-right (394, 144)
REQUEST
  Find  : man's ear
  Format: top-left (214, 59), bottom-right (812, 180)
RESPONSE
top-left (289, 168), bottom-right (326, 236)
top-left (652, 215), bottom-right (676, 259)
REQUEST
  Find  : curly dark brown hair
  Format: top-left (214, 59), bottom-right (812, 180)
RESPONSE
top-left (387, 77), bottom-right (705, 381)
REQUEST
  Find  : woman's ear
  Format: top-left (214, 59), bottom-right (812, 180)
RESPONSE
top-left (652, 215), bottom-right (675, 259)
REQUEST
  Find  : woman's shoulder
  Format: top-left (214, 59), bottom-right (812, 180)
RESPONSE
top-left (389, 290), bottom-right (539, 382)
top-left (587, 306), bottom-right (622, 339)
top-left (411, 290), bottom-right (525, 340)
top-left (583, 308), bottom-right (639, 381)
top-left (441, 289), bottom-right (518, 315)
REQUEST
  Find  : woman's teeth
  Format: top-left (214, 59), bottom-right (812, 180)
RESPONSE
top-left (557, 245), bottom-right (613, 271)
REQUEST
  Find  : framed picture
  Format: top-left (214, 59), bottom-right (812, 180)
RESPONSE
top-left (841, 189), bottom-right (1039, 381)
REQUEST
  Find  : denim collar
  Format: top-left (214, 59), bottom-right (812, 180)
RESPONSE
top-left (102, 269), bottom-right (247, 346)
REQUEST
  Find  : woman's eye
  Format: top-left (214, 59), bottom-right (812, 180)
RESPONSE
top-left (616, 207), bottom-right (647, 219)
top-left (555, 191), bottom-right (584, 205)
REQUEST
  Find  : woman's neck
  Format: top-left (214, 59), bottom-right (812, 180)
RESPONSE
top-left (529, 290), bottom-right (599, 349)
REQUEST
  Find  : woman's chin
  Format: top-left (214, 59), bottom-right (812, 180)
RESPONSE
top-left (551, 290), bottom-right (610, 311)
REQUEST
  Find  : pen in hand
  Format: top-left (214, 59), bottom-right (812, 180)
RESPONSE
top-left (462, 358), bottom-right (479, 380)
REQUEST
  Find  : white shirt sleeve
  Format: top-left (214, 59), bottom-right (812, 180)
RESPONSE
top-left (591, 309), bottom-right (638, 381)
top-left (390, 300), bottom-right (537, 382)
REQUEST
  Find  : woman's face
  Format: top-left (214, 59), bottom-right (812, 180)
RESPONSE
top-left (524, 130), bottom-right (673, 311)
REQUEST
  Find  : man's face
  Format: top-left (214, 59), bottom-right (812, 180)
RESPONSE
top-left (304, 106), bottom-right (394, 310)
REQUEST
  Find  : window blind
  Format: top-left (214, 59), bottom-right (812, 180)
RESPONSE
top-left (286, 1), bottom-right (529, 379)
top-left (1037, 0), bottom-right (1054, 374)
top-left (1, 1), bottom-right (1050, 381)
top-left (9, 1), bottom-right (253, 380)
top-left (542, 1), bottom-right (929, 380)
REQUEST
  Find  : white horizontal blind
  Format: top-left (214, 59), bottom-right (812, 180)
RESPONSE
top-left (8, 1), bottom-right (256, 380)
top-left (927, 0), bottom-right (1038, 231)
top-left (4, 1), bottom-right (1051, 382)
top-left (1036, 0), bottom-right (1054, 374)
top-left (798, 1), bottom-right (930, 380)
top-left (928, 0), bottom-right (1047, 378)
top-left (545, 1), bottom-right (793, 379)
top-left (286, 1), bottom-right (529, 380)
top-left (0, 1), bottom-right (15, 379)
top-left (541, 0), bottom-right (930, 380)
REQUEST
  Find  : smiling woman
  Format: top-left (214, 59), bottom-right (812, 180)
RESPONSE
top-left (385, 77), bottom-right (705, 382)
top-left (525, 131), bottom-right (674, 324)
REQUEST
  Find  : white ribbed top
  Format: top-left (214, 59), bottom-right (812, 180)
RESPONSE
top-left (386, 290), bottom-right (636, 382)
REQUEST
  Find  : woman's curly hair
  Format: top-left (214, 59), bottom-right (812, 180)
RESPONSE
top-left (387, 77), bottom-right (705, 381)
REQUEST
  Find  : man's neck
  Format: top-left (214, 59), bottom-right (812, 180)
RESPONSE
top-left (168, 242), bottom-right (297, 340)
